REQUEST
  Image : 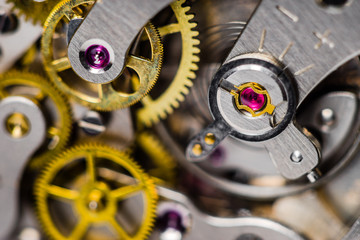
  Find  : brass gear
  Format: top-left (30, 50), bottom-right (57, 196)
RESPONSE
top-left (34, 144), bottom-right (158, 240)
top-left (136, 0), bottom-right (200, 126)
top-left (41, 0), bottom-right (163, 111)
top-left (0, 71), bottom-right (72, 168)
top-left (7, 0), bottom-right (60, 24)
top-left (136, 132), bottom-right (177, 184)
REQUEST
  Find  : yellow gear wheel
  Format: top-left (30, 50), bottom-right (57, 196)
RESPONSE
top-left (41, 0), bottom-right (163, 111)
top-left (0, 71), bottom-right (72, 168)
top-left (136, 132), bottom-right (177, 184)
top-left (136, 0), bottom-right (200, 126)
top-left (34, 144), bottom-right (158, 240)
top-left (7, 0), bottom-right (60, 24)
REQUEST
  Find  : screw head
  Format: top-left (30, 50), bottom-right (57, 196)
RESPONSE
top-left (290, 150), bottom-right (303, 163)
top-left (320, 108), bottom-right (335, 126)
top-left (79, 111), bottom-right (105, 136)
top-left (85, 45), bottom-right (111, 69)
top-left (5, 112), bottom-right (30, 138)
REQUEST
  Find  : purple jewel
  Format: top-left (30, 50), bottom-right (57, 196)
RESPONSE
top-left (159, 211), bottom-right (185, 233)
top-left (240, 87), bottom-right (265, 111)
top-left (85, 44), bottom-right (110, 69)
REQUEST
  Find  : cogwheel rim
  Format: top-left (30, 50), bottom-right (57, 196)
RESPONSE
top-left (0, 71), bottom-right (72, 169)
top-left (34, 143), bottom-right (158, 240)
top-left (7, 0), bottom-right (61, 25)
top-left (41, 0), bottom-right (163, 111)
top-left (137, 0), bottom-right (200, 126)
top-left (137, 132), bottom-right (177, 184)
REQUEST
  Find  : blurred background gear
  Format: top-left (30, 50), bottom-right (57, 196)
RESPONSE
top-left (7, 0), bottom-right (60, 24)
top-left (135, 132), bottom-right (177, 184)
top-left (35, 144), bottom-right (158, 240)
top-left (0, 71), bottom-right (72, 168)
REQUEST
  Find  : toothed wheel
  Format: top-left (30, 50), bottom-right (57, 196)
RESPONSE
top-left (7, 0), bottom-right (61, 24)
top-left (136, 0), bottom-right (200, 126)
top-left (136, 132), bottom-right (177, 184)
top-left (34, 144), bottom-right (158, 240)
top-left (0, 71), bottom-right (72, 168)
top-left (42, 0), bottom-right (163, 111)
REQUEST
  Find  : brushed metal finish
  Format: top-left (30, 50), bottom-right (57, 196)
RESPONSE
top-left (265, 122), bottom-right (320, 180)
top-left (226, 0), bottom-right (360, 105)
top-left (0, 97), bottom-right (46, 239)
top-left (342, 218), bottom-right (360, 240)
top-left (68, 0), bottom-right (173, 84)
top-left (154, 187), bottom-right (305, 240)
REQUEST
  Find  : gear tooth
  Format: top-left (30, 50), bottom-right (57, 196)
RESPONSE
top-left (188, 71), bottom-right (197, 79)
top-left (191, 30), bottom-right (200, 37)
top-left (190, 62), bottom-right (199, 71)
top-left (193, 47), bottom-right (200, 54)
top-left (186, 79), bottom-right (194, 87)
top-left (159, 110), bottom-right (167, 119)
top-left (183, 6), bottom-right (191, 12)
top-left (172, 101), bottom-right (180, 108)
top-left (182, 87), bottom-right (190, 96)
top-left (187, 14), bottom-right (196, 22)
top-left (192, 38), bottom-right (201, 46)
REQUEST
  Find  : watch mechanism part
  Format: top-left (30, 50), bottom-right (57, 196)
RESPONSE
top-left (79, 110), bottom-right (106, 136)
top-left (0, 1), bottom-right (42, 73)
top-left (35, 144), bottom-right (158, 240)
top-left (42, 0), bottom-right (163, 111)
top-left (136, 132), bottom-right (177, 184)
top-left (2, 0), bottom-right (360, 239)
top-left (0, 71), bottom-right (72, 168)
top-left (136, 0), bottom-right (200, 126)
top-left (155, 187), bottom-right (306, 240)
top-left (0, 10), bottom-right (18, 33)
top-left (67, 0), bottom-right (173, 84)
top-left (0, 96), bottom-right (46, 239)
top-left (186, 54), bottom-right (320, 180)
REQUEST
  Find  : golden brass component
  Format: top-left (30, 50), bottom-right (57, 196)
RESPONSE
top-left (192, 143), bottom-right (203, 156)
top-left (231, 82), bottom-right (275, 117)
top-left (35, 144), bottom-right (158, 240)
top-left (42, 0), bottom-right (163, 111)
top-left (137, 0), bottom-right (200, 126)
top-left (5, 112), bottom-right (30, 138)
top-left (8, 0), bottom-right (61, 24)
top-left (137, 132), bottom-right (177, 184)
top-left (204, 133), bottom-right (216, 145)
top-left (0, 71), bottom-right (72, 168)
